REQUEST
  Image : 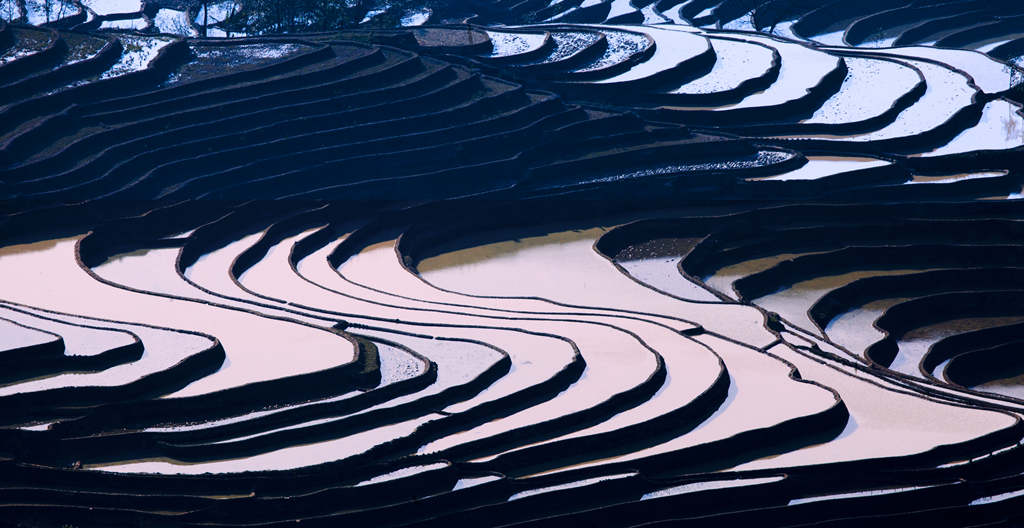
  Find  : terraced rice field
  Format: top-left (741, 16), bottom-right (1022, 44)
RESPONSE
top-left (2, 1), bottom-right (1024, 526)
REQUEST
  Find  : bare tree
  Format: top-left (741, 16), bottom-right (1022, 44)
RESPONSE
top-left (2, 0), bottom-right (20, 22)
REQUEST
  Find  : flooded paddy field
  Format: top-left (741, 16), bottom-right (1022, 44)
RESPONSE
top-left (2, 1), bottom-right (1024, 526)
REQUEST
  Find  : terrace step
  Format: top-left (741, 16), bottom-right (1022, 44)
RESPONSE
top-left (1, 47), bottom-right (384, 178)
top-left (771, 55), bottom-right (981, 154)
top-left (604, 0), bottom-right (643, 23)
top-left (847, 3), bottom-right (980, 46)
top-left (893, 10), bottom-right (978, 45)
top-left (737, 55), bottom-right (925, 136)
top-left (0, 32), bottom-right (116, 105)
top-left (562, 27), bottom-right (652, 79)
top-left (0, 26), bottom-right (64, 83)
top-left (90, 41), bottom-right (336, 112)
top-left (656, 34), bottom-right (779, 106)
top-left (0, 300), bottom-right (223, 426)
top-left (527, 27), bottom-right (603, 64)
top-left (480, 28), bottom-right (551, 62)
top-left (0, 303), bottom-right (141, 383)
top-left (580, 25), bottom-right (715, 91)
top-left (648, 28), bottom-right (847, 126)
top-left (2, 50), bottom-right (446, 199)
top-left (0, 34), bottom-right (186, 163)
top-left (118, 76), bottom-right (544, 201)
top-left (0, 317), bottom-right (63, 366)
top-left (741, 154), bottom-right (903, 197)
